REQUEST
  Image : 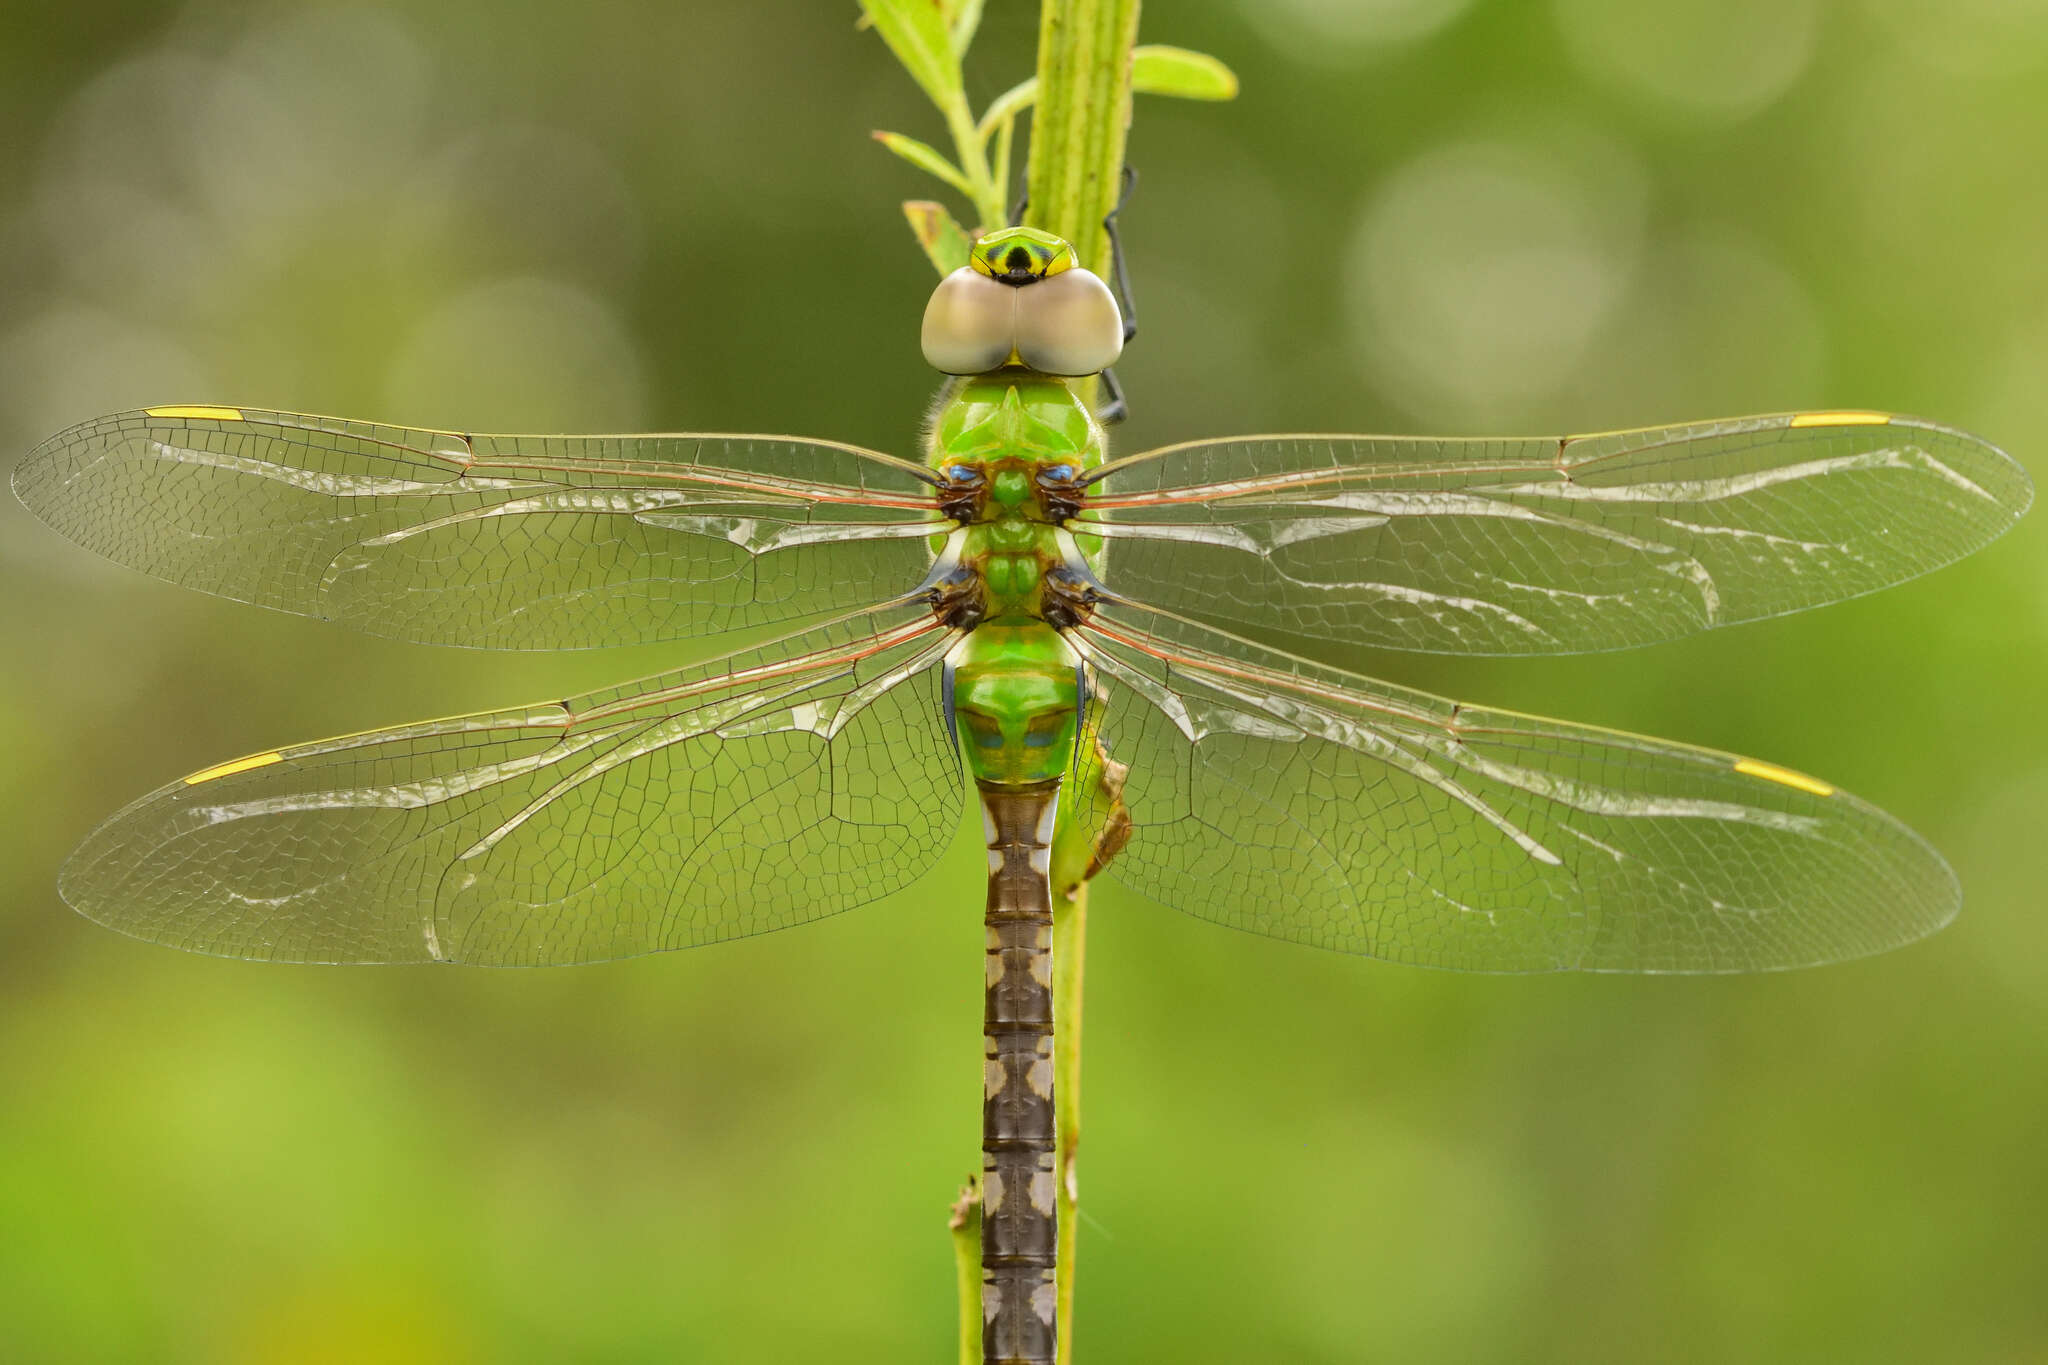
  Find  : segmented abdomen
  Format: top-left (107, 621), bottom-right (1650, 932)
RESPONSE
top-left (979, 781), bottom-right (1060, 1365)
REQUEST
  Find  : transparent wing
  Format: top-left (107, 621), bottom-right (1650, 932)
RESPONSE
top-left (58, 606), bottom-right (961, 964)
top-left (1082, 412), bottom-right (2032, 656)
top-left (13, 406), bottom-right (945, 650)
top-left (1068, 600), bottom-right (1957, 972)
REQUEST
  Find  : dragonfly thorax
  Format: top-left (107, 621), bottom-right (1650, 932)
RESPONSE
top-left (927, 371), bottom-right (1103, 630)
top-left (929, 377), bottom-right (1099, 525)
top-left (925, 363), bottom-right (1105, 788)
top-left (931, 373), bottom-right (1098, 466)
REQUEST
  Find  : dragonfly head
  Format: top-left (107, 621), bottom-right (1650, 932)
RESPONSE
top-left (921, 228), bottom-right (1124, 379)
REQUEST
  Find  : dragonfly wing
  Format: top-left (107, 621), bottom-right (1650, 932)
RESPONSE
top-left (1069, 602), bottom-right (1956, 972)
top-left (1083, 413), bottom-right (2032, 655)
top-left (13, 407), bottom-right (944, 650)
top-left (59, 607), bottom-right (961, 964)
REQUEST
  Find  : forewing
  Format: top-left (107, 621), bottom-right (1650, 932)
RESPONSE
top-left (59, 607), bottom-right (961, 964)
top-left (13, 407), bottom-right (944, 650)
top-left (1069, 602), bottom-right (1957, 972)
top-left (1083, 413), bottom-right (2032, 655)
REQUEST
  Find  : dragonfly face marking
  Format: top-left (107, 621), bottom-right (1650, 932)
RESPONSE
top-left (969, 226), bottom-right (1077, 283)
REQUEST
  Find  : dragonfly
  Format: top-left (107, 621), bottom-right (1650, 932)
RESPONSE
top-left (12, 225), bottom-right (2032, 1365)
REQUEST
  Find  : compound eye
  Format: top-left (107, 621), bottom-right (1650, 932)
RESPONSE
top-left (921, 268), bottom-right (1016, 375)
top-left (944, 463), bottom-right (979, 484)
top-left (1013, 267), bottom-right (1123, 377)
top-left (1038, 464), bottom-right (1077, 483)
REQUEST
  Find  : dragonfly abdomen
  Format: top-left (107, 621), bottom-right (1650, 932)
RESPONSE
top-left (946, 623), bottom-right (1080, 1365)
top-left (979, 779), bottom-right (1061, 1365)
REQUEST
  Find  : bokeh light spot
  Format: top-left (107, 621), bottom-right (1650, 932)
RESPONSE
top-left (1573, 228), bottom-right (1827, 422)
top-left (1861, 0), bottom-right (2048, 77)
top-left (1552, 0), bottom-right (1820, 123)
top-left (382, 277), bottom-right (649, 431)
top-left (1345, 129), bottom-right (1648, 425)
top-left (1238, 0), bottom-right (1476, 64)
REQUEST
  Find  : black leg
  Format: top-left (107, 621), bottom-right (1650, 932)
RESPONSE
top-left (1103, 164), bottom-right (1138, 345)
top-left (1094, 165), bottom-right (1139, 425)
top-left (1017, 167), bottom-right (1139, 425)
top-left (1095, 366), bottom-right (1128, 427)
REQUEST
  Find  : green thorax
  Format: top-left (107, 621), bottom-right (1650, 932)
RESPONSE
top-left (929, 371), bottom-right (1098, 474)
top-left (929, 372), bottom-right (1099, 789)
top-left (929, 373), bottom-right (1101, 622)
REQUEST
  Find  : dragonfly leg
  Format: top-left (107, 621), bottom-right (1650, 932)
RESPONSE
top-left (1016, 166), bottom-right (1139, 424)
top-left (1104, 164), bottom-right (1139, 345)
top-left (1095, 367), bottom-right (1129, 427)
top-left (1010, 163), bottom-right (1137, 337)
top-left (1095, 165), bottom-right (1140, 426)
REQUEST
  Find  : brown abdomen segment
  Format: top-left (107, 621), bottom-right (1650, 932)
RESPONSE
top-left (980, 780), bottom-right (1059, 1365)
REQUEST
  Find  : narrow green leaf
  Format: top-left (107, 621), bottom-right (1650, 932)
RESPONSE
top-left (1132, 44), bottom-right (1239, 101)
top-left (947, 0), bottom-right (986, 54)
top-left (977, 44), bottom-right (1238, 140)
top-left (990, 115), bottom-right (1016, 219)
top-left (979, 77), bottom-right (1038, 140)
top-left (856, 0), bottom-right (963, 112)
top-left (902, 199), bottom-right (974, 276)
top-left (873, 130), bottom-right (977, 199)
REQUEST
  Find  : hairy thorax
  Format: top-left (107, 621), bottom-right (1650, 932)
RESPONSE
top-left (927, 371), bottom-right (1101, 629)
top-left (927, 371), bottom-right (1102, 789)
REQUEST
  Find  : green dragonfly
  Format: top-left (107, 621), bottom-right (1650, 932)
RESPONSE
top-left (12, 225), bottom-right (2031, 1365)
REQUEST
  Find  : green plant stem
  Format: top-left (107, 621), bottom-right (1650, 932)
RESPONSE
top-left (1026, 5), bottom-right (1140, 1360)
top-left (1025, 0), bottom-right (1140, 277)
top-left (936, 1), bottom-right (1141, 1352)
top-left (950, 1180), bottom-right (983, 1365)
top-left (1050, 879), bottom-right (1088, 1365)
top-left (942, 96), bottom-right (1007, 232)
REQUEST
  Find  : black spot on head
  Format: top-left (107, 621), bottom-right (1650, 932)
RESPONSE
top-left (1002, 246), bottom-right (1036, 281)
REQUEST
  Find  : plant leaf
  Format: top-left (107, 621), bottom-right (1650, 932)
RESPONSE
top-left (946, 0), bottom-right (986, 54)
top-left (980, 77), bottom-right (1037, 138)
top-left (857, 0), bottom-right (963, 112)
top-left (989, 115), bottom-right (1016, 222)
top-left (873, 131), bottom-right (976, 199)
top-left (978, 44), bottom-right (1238, 139)
top-left (1131, 45), bottom-right (1239, 101)
top-left (902, 200), bottom-right (974, 276)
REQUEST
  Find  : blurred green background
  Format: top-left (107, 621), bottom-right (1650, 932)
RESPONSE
top-left (3, 1), bottom-right (2045, 1361)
